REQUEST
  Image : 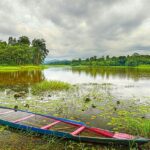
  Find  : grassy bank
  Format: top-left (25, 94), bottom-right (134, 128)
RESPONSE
top-left (1, 64), bottom-right (149, 72)
top-left (0, 65), bottom-right (49, 72)
top-left (71, 65), bottom-right (150, 69)
top-left (135, 65), bottom-right (150, 69)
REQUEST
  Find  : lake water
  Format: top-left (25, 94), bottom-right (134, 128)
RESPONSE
top-left (0, 66), bottom-right (150, 99)
top-left (0, 66), bottom-right (150, 149)
top-left (43, 67), bottom-right (150, 99)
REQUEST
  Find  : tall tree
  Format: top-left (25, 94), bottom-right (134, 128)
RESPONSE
top-left (32, 39), bottom-right (49, 64)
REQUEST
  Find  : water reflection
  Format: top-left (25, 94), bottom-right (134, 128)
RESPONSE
top-left (43, 67), bottom-right (150, 98)
top-left (0, 67), bottom-right (150, 98)
top-left (0, 70), bottom-right (44, 86)
top-left (43, 67), bottom-right (150, 83)
top-left (72, 67), bottom-right (150, 81)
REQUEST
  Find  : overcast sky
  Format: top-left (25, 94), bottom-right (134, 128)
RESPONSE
top-left (0, 0), bottom-right (150, 59)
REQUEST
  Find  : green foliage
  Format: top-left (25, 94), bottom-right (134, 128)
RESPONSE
top-left (71, 53), bottom-right (150, 67)
top-left (0, 36), bottom-right (49, 65)
top-left (46, 60), bottom-right (71, 65)
top-left (18, 36), bottom-right (30, 45)
top-left (32, 80), bottom-right (72, 94)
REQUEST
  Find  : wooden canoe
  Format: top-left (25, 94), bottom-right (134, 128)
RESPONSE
top-left (0, 106), bottom-right (149, 145)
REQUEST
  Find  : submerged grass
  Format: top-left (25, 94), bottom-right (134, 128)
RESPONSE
top-left (32, 80), bottom-right (72, 94)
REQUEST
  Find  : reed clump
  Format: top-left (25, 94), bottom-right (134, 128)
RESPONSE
top-left (32, 80), bottom-right (72, 94)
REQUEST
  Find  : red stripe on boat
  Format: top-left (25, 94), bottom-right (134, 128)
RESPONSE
top-left (12, 114), bottom-right (35, 123)
top-left (113, 133), bottom-right (135, 139)
top-left (71, 126), bottom-right (86, 135)
top-left (41, 120), bottom-right (61, 130)
top-left (89, 127), bottom-right (114, 138)
top-left (0, 110), bottom-right (14, 115)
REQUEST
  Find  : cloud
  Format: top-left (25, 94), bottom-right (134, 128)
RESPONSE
top-left (0, 0), bottom-right (150, 59)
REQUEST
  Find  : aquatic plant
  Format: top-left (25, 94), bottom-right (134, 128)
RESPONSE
top-left (103, 100), bottom-right (150, 138)
top-left (0, 83), bottom-right (150, 149)
top-left (32, 80), bottom-right (72, 94)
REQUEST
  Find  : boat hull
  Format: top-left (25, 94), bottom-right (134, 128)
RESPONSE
top-left (0, 106), bottom-right (149, 145)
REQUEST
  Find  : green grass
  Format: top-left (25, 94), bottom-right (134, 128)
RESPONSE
top-left (106, 104), bottom-right (150, 138)
top-left (135, 65), bottom-right (150, 69)
top-left (127, 119), bottom-right (150, 137)
top-left (0, 65), bottom-right (48, 72)
top-left (71, 65), bottom-right (150, 69)
top-left (1, 129), bottom-right (129, 150)
top-left (32, 80), bottom-right (72, 94)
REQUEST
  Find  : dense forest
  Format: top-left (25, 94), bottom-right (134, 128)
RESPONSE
top-left (47, 53), bottom-right (150, 67)
top-left (0, 36), bottom-right (49, 65)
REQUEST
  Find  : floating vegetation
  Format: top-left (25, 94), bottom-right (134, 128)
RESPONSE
top-left (0, 126), bottom-right (6, 132)
top-left (91, 104), bottom-right (97, 108)
top-left (14, 91), bottom-right (26, 99)
top-left (84, 97), bottom-right (91, 103)
top-left (0, 83), bottom-right (150, 149)
top-left (99, 99), bottom-right (150, 138)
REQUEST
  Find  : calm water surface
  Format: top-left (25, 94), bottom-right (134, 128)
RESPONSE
top-left (0, 66), bottom-right (150, 98)
top-left (43, 67), bottom-right (150, 98)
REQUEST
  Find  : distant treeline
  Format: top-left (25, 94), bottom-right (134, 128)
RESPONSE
top-left (0, 36), bottom-right (49, 65)
top-left (47, 60), bottom-right (71, 65)
top-left (47, 53), bottom-right (150, 67)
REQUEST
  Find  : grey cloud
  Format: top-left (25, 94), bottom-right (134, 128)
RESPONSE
top-left (0, 0), bottom-right (150, 58)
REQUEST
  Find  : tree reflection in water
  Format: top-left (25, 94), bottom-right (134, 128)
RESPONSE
top-left (72, 67), bottom-right (150, 81)
top-left (0, 70), bottom-right (45, 86)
